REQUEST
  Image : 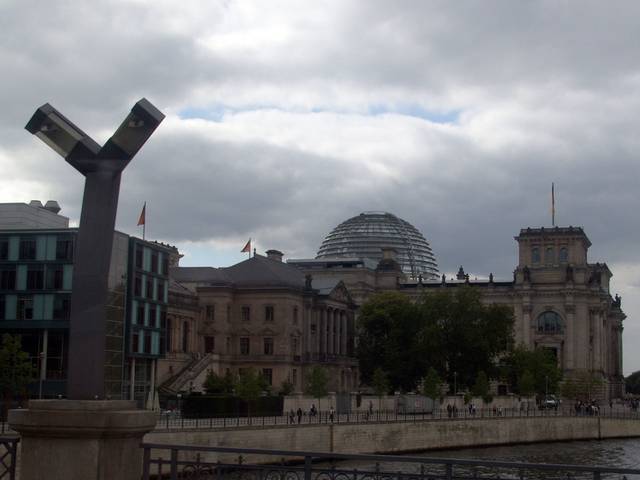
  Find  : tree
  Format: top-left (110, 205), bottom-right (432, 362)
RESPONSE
top-left (235, 368), bottom-right (263, 418)
top-left (371, 368), bottom-right (390, 411)
top-left (568, 370), bottom-right (604, 401)
top-left (304, 366), bottom-right (329, 411)
top-left (421, 367), bottom-right (442, 400)
top-left (202, 370), bottom-right (234, 395)
top-left (357, 287), bottom-right (515, 393)
top-left (279, 379), bottom-right (294, 396)
top-left (625, 371), bottom-right (640, 395)
top-left (518, 370), bottom-right (535, 397)
top-left (504, 345), bottom-right (562, 396)
top-left (472, 371), bottom-right (491, 403)
top-left (0, 334), bottom-right (36, 419)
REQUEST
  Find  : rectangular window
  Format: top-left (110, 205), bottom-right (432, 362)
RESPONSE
top-left (151, 251), bottom-right (158, 274)
top-left (135, 246), bottom-right (143, 269)
top-left (26, 266), bottom-right (44, 290)
top-left (55, 239), bottom-right (73, 260)
top-left (262, 368), bottom-right (272, 386)
top-left (206, 304), bottom-right (215, 322)
top-left (0, 295), bottom-right (5, 320)
top-left (265, 305), bottom-right (274, 322)
top-left (132, 331), bottom-right (139, 353)
top-left (204, 336), bottom-right (215, 353)
top-left (134, 274), bottom-right (142, 297)
top-left (145, 277), bottom-right (153, 299)
top-left (19, 239), bottom-right (36, 260)
top-left (157, 279), bottom-right (165, 302)
top-left (144, 331), bottom-right (152, 354)
top-left (137, 303), bottom-right (145, 326)
top-left (241, 306), bottom-right (250, 322)
top-left (53, 295), bottom-right (71, 321)
top-left (149, 305), bottom-right (157, 327)
top-left (0, 266), bottom-right (16, 290)
top-left (263, 337), bottom-right (274, 355)
top-left (46, 265), bottom-right (64, 290)
top-left (240, 337), bottom-right (250, 355)
top-left (17, 295), bottom-right (33, 320)
top-left (0, 239), bottom-right (8, 260)
top-left (162, 255), bottom-right (169, 275)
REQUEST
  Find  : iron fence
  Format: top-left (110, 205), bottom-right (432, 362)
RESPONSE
top-left (141, 443), bottom-right (640, 480)
top-left (154, 407), bottom-right (640, 431)
top-left (0, 437), bottom-right (18, 480)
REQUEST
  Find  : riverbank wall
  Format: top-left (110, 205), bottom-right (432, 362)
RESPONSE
top-left (146, 416), bottom-right (640, 456)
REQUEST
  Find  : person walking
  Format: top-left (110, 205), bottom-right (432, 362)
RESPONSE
top-left (296, 407), bottom-right (303, 424)
top-left (329, 405), bottom-right (335, 423)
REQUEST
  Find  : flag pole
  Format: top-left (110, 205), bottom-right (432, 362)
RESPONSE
top-left (551, 183), bottom-right (555, 227)
top-left (143, 202), bottom-right (146, 240)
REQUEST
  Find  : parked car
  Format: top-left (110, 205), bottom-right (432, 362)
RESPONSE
top-left (539, 395), bottom-right (559, 410)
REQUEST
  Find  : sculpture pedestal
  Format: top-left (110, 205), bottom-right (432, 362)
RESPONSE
top-left (9, 400), bottom-right (156, 480)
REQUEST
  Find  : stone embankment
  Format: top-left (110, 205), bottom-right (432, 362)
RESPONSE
top-left (145, 416), bottom-right (640, 455)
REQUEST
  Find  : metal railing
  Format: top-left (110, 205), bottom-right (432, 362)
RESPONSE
top-left (0, 437), bottom-right (19, 480)
top-left (141, 442), bottom-right (640, 480)
top-left (153, 406), bottom-right (640, 431)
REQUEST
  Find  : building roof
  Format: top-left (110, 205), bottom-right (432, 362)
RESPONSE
top-left (172, 254), bottom-right (307, 290)
top-left (515, 226), bottom-right (591, 247)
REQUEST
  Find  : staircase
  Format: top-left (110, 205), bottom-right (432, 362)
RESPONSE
top-left (158, 353), bottom-right (216, 396)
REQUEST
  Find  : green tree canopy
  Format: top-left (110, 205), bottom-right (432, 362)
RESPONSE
top-left (357, 287), bottom-right (515, 392)
top-left (504, 345), bottom-right (562, 396)
top-left (371, 368), bottom-right (390, 397)
top-left (518, 370), bottom-right (536, 397)
top-left (0, 334), bottom-right (36, 418)
top-left (304, 366), bottom-right (329, 409)
top-left (472, 371), bottom-right (490, 400)
top-left (421, 367), bottom-right (442, 400)
top-left (566, 370), bottom-right (604, 401)
top-left (625, 370), bottom-right (640, 395)
top-left (202, 370), bottom-right (234, 395)
top-left (235, 368), bottom-right (264, 416)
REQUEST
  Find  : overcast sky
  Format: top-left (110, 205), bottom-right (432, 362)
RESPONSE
top-left (2, 1), bottom-right (639, 374)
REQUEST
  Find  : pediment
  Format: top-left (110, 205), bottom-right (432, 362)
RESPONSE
top-left (328, 281), bottom-right (353, 304)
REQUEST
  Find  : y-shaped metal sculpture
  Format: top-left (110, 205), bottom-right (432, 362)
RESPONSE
top-left (26, 99), bottom-right (164, 399)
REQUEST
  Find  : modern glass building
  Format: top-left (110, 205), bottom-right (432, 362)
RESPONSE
top-left (316, 212), bottom-right (439, 280)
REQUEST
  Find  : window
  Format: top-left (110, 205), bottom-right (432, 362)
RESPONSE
top-left (53, 295), bottom-right (71, 321)
top-left (291, 337), bottom-right (299, 355)
top-left (241, 306), bottom-right (250, 322)
top-left (537, 311), bottom-right (563, 334)
top-left (545, 246), bottom-right (554, 264)
top-left (157, 279), bottom-right (165, 302)
top-left (19, 239), bottom-right (36, 260)
top-left (182, 321), bottom-right (189, 353)
top-left (145, 277), bottom-right (153, 299)
top-left (0, 266), bottom-right (16, 290)
top-left (161, 255), bottom-right (169, 275)
top-left (204, 336), bottom-right (215, 353)
top-left (144, 331), bottom-right (152, 354)
top-left (293, 307), bottom-right (298, 325)
top-left (265, 305), bottom-right (274, 322)
top-left (149, 305), bottom-right (157, 327)
top-left (206, 305), bottom-right (215, 322)
top-left (46, 265), bottom-right (64, 290)
top-left (531, 247), bottom-right (540, 264)
top-left (151, 251), bottom-right (158, 273)
top-left (137, 303), bottom-right (145, 325)
top-left (55, 239), bottom-right (73, 260)
top-left (559, 247), bottom-right (568, 263)
top-left (17, 295), bottom-right (33, 320)
top-left (135, 246), bottom-right (143, 269)
top-left (0, 239), bottom-right (9, 260)
top-left (240, 337), bottom-right (250, 355)
top-left (262, 368), bottom-right (272, 386)
top-left (134, 274), bottom-right (142, 297)
top-left (0, 296), bottom-right (5, 320)
top-left (26, 266), bottom-right (44, 289)
top-left (263, 337), bottom-right (274, 355)
top-left (132, 331), bottom-right (140, 353)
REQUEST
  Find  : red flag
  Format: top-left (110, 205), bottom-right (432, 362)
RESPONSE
top-left (241, 238), bottom-right (251, 253)
top-left (137, 203), bottom-right (146, 226)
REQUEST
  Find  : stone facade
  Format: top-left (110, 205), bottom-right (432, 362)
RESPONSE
top-left (290, 226), bottom-right (626, 400)
top-left (167, 251), bottom-right (359, 394)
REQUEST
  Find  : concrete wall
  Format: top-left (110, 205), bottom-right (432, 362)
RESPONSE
top-left (145, 416), bottom-right (640, 463)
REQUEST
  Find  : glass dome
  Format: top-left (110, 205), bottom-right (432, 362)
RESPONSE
top-left (316, 212), bottom-right (439, 280)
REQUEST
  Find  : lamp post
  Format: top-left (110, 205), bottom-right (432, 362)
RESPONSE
top-left (25, 99), bottom-right (164, 400)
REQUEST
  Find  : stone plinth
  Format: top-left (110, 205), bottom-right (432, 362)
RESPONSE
top-left (9, 400), bottom-right (156, 480)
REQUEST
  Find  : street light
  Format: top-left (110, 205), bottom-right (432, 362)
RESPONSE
top-left (25, 99), bottom-right (164, 400)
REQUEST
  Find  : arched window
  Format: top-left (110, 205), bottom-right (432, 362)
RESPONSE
top-left (545, 247), bottom-right (554, 264)
top-left (532, 247), bottom-right (540, 263)
top-left (559, 247), bottom-right (568, 263)
top-left (537, 311), bottom-right (563, 334)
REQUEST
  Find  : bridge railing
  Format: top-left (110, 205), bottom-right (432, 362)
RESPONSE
top-left (0, 436), bottom-right (19, 480)
top-left (153, 406), bottom-right (640, 430)
top-left (141, 442), bottom-right (640, 480)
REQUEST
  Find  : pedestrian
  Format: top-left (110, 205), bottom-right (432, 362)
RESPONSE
top-left (309, 404), bottom-right (317, 417)
top-left (446, 404), bottom-right (452, 418)
top-left (329, 405), bottom-right (335, 423)
top-left (369, 400), bottom-right (374, 415)
top-left (289, 409), bottom-right (295, 424)
top-left (297, 407), bottom-right (303, 424)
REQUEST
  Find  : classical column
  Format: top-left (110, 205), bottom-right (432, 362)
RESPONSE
top-left (341, 312), bottom-right (347, 356)
top-left (564, 304), bottom-right (575, 370)
top-left (591, 308), bottom-right (602, 372)
top-left (522, 304), bottom-right (532, 347)
top-left (320, 308), bottom-right (326, 355)
top-left (327, 309), bottom-right (334, 355)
